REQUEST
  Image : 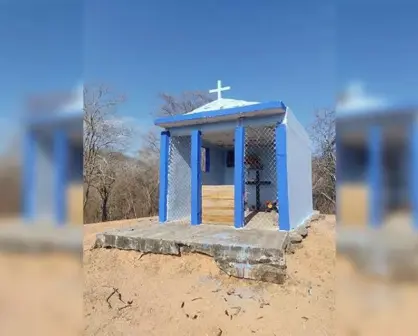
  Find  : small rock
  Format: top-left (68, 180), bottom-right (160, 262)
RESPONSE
top-left (259, 300), bottom-right (270, 308)
top-left (289, 232), bottom-right (303, 243)
top-left (296, 226), bottom-right (308, 238)
top-left (206, 327), bottom-right (222, 335)
top-left (294, 242), bottom-right (304, 249)
top-left (286, 244), bottom-right (296, 254)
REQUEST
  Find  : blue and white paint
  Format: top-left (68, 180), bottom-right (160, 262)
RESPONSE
top-left (156, 81), bottom-right (313, 231)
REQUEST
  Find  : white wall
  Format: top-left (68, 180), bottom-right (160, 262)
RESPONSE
top-left (285, 109), bottom-right (313, 228)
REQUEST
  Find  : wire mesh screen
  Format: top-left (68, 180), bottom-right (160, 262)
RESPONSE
top-left (244, 125), bottom-right (278, 230)
top-left (167, 135), bottom-right (191, 223)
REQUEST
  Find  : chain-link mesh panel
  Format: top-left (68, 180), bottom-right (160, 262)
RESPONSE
top-left (167, 135), bottom-right (191, 224)
top-left (244, 125), bottom-right (279, 230)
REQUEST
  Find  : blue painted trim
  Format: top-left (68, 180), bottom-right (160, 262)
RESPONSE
top-left (22, 130), bottom-right (36, 223)
top-left (338, 104), bottom-right (418, 120)
top-left (191, 130), bottom-right (202, 225)
top-left (234, 126), bottom-right (245, 228)
top-left (158, 131), bottom-right (170, 222)
top-left (276, 124), bottom-right (290, 231)
top-left (169, 114), bottom-right (286, 137)
top-left (25, 111), bottom-right (83, 127)
top-left (154, 101), bottom-right (287, 127)
top-left (368, 125), bottom-right (382, 228)
top-left (54, 129), bottom-right (68, 226)
top-left (411, 122), bottom-right (418, 230)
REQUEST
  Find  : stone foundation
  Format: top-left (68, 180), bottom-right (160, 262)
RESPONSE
top-left (94, 212), bottom-right (321, 284)
top-left (94, 222), bottom-right (288, 284)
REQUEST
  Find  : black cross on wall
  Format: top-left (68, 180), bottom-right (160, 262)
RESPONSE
top-left (245, 170), bottom-right (271, 210)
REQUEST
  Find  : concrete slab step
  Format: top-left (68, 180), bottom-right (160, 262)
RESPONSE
top-left (95, 222), bottom-right (289, 284)
top-left (0, 224), bottom-right (82, 255)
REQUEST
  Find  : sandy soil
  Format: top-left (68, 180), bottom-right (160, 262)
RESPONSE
top-left (2, 216), bottom-right (416, 335)
top-left (0, 252), bottom-right (82, 336)
top-left (83, 216), bottom-right (336, 335)
top-left (337, 253), bottom-right (418, 335)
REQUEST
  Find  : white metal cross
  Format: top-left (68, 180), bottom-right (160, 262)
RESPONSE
top-left (209, 80), bottom-right (231, 100)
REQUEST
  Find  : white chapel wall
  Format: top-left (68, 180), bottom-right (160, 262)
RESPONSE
top-left (285, 110), bottom-right (314, 228)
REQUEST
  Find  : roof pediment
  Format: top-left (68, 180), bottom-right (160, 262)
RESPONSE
top-left (186, 98), bottom-right (259, 114)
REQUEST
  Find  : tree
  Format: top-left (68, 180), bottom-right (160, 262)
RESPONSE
top-left (83, 89), bottom-right (213, 224)
top-left (310, 109), bottom-right (336, 214)
top-left (156, 91), bottom-right (214, 116)
top-left (144, 90), bottom-right (214, 157)
top-left (136, 91), bottom-right (213, 216)
top-left (94, 153), bottom-right (117, 221)
top-left (83, 84), bottom-right (131, 220)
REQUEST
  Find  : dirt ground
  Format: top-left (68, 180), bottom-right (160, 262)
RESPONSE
top-left (0, 252), bottom-right (82, 336)
top-left (2, 216), bottom-right (417, 335)
top-left (0, 216), bottom-right (335, 336)
top-left (337, 256), bottom-right (418, 335)
top-left (83, 216), bottom-right (336, 335)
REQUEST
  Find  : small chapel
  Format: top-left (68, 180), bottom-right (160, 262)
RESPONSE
top-left (154, 81), bottom-right (313, 231)
top-left (22, 89), bottom-right (83, 226)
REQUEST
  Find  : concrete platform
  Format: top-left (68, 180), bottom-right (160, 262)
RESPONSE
top-left (95, 222), bottom-right (289, 284)
top-left (338, 223), bottom-right (418, 282)
top-left (244, 211), bottom-right (279, 230)
top-left (0, 224), bottom-right (82, 255)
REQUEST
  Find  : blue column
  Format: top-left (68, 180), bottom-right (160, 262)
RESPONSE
top-left (276, 123), bottom-right (290, 231)
top-left (191, 130), bottom-right (202, 225)
top-left (368, 125), bottom-right (382, 228)
top-left (22, 129), bottom-right (36, 223)
top-left (411, 121), bottom-right (418, 230)
top-left (234, 126), bottom-right (245, 228)
top-left (159, 131), bottom-right (170, 223)
top-left (54, 129), bottom-right (68, 226)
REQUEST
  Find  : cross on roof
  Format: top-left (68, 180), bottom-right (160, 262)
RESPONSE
top-left (209, 80), bottom-right (231, 100)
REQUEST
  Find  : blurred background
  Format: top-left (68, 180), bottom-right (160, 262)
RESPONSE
top-left (335, 1), bottom-right (418, 334)
top-left (0, 1), bottom-right (83, 335)
top-left (0, 0), bottom-right (417, 335)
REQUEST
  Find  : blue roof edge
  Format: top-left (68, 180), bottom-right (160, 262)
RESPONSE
top-left (154, 100), bottom-right (287, 127)
top-left (337, 104), bottom-right (418, 120)
top-left (25, 111), bottom-right (83, 127)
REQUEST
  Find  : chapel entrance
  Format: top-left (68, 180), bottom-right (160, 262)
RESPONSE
top-left (244, 125), bottom-right (278, 230)
top-left (200, 130), bottom-right (235, 225)
top-left (199, 125), bottom-right (279, 229)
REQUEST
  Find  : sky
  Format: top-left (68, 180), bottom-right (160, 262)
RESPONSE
top-left (0, 0), bottom-right (417, 154)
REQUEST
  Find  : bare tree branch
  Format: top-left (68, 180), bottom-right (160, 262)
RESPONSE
top-left (310, 109), bottom-right (336, 214)
top-left (83, 84), bottom-right (130, 220)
